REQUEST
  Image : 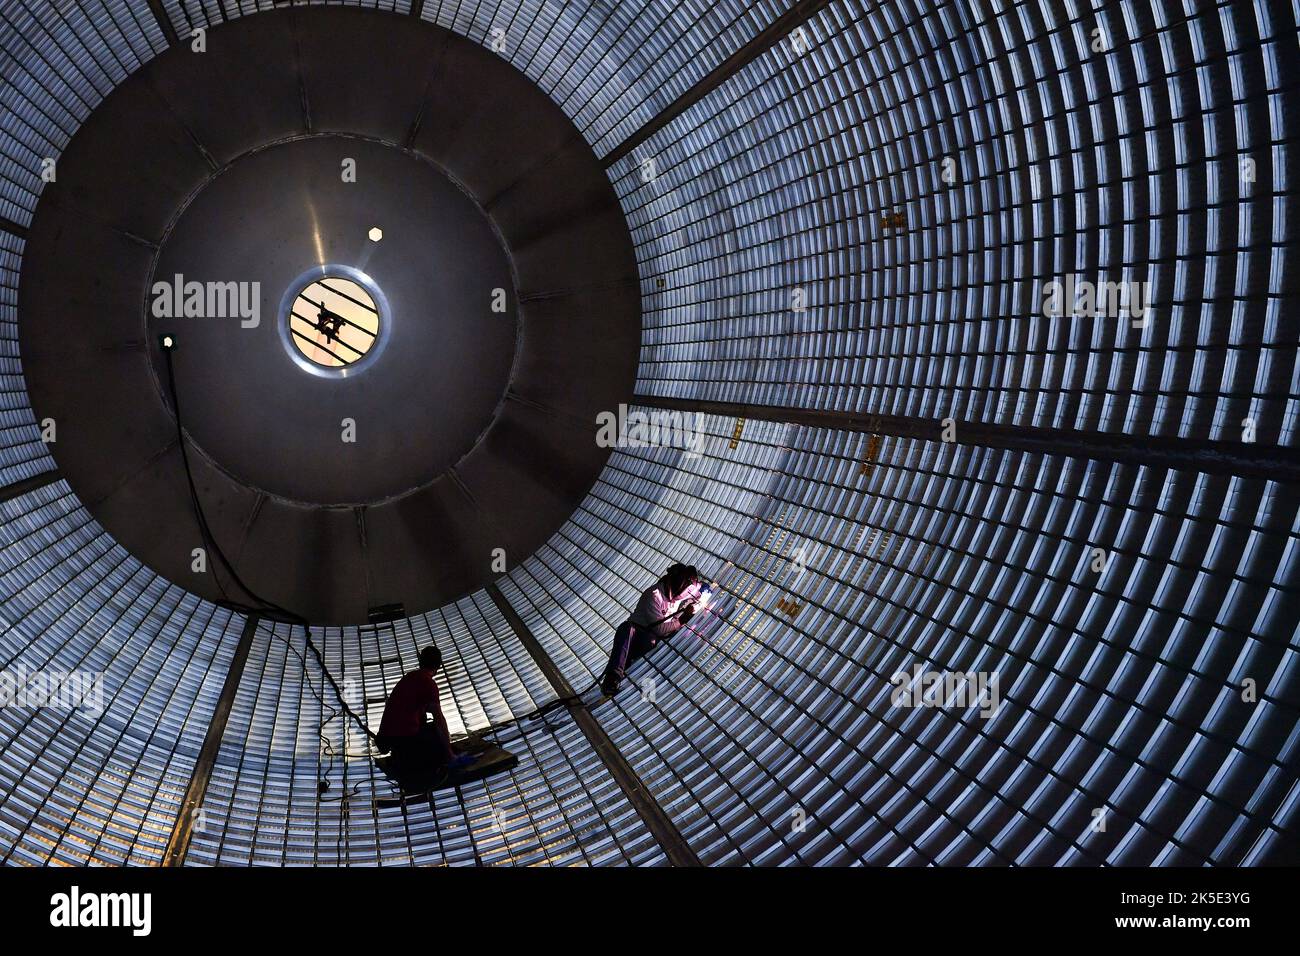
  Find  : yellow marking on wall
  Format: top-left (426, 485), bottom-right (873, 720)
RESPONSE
top-left (729, 417), bottom-right (746, 449)
top-left (774, 596), bottom-right (803, 619)
top-left (860, 433), bottom-right (883, 476)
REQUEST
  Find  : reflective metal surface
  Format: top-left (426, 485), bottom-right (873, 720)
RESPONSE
top-left (1, 1), bottom-right (1296, 868)
top-left (18, 10), bottom-right (640, 624)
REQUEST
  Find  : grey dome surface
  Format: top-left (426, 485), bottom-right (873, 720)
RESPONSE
top-left (17, 11), bottom-right (639, 624)
top-left (0, 0), bottom-right (1297, 866)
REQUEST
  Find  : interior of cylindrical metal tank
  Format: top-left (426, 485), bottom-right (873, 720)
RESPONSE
top-left (0, 0), bottom-right (1297, 868)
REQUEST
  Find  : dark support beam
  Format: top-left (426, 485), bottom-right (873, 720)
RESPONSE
top-left (410, 0), bottom-right (426, 17)
top-left (162, 614), bottom-right (259, 867)
top-left (0, 469), bottom-right (61, 504)
top-left (0, 214), bottom-right (28, 241)
top-left (603, 0), bottom-right (835, 169)
top-left (636, 394), bottom-right (1300, 484)
top-left (145, 0), bottom-right (180, 47)
top-left (486, 584), bottom-right (701, 867)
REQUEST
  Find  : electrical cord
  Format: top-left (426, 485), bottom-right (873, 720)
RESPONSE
top-left (162, 346), bottom-right (379, 758)
top-left (164, 342), bottom-right (736, 790)
top-left (166, 344), bottom-right (610, 769)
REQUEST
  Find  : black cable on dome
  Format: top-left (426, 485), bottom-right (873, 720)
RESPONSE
top-left (162, 345), bottom-right (378, 749)
top-left (165, 343), bottom-right (738, 768)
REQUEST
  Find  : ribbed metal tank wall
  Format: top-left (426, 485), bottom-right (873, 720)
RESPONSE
top-left (1, 1), bottom-right (1296, 866)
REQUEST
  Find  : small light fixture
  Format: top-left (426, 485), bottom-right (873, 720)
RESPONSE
top-left (368, 226), bottom-right (382, 242)
top-left (159, 333), bottom-right (177, 350)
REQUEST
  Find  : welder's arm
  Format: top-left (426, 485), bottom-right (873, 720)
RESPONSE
top-left (647, 590), bottom-right (682, 637)
top-left (675, 581), bottom-right (706, 627)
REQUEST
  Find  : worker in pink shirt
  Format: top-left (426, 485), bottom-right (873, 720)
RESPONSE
top-left (601, 563), bottom-right (703, 696)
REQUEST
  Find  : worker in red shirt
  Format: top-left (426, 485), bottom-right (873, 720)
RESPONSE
top-left (377, 646), bottom-right (473, 786)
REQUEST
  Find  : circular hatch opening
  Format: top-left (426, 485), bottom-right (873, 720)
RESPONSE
top-left (280, 265), bottom-right (389, 377)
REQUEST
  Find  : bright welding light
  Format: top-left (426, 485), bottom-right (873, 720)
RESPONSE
top-left (698, 583), bottom-right (715, 609)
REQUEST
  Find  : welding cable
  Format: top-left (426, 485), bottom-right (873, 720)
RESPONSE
top-left (373, 571), bottom-right (740, 787)
top-left (353, 581), bottom-right (735, 758)
top-left (468, 573), bottom-right (737, 747)
top-left (163, 347), bottom-right (379, 748)
top-left (364, 570), bottom-right (737, 752)
top-left (167, 359), bottom-right (733, 764)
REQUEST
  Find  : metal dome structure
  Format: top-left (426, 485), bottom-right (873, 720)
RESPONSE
top-left (0, 0), bottom-right (1297, 868)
